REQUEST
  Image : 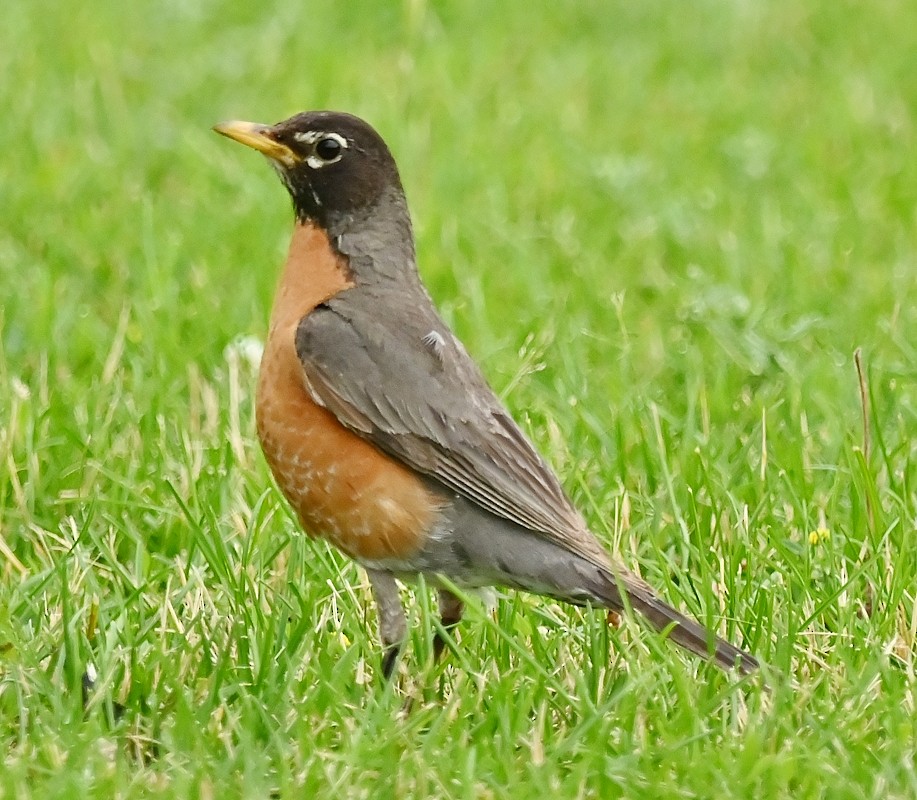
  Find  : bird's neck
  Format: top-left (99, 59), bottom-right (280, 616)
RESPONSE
top-left (320, 186), bottom-right (419, 287)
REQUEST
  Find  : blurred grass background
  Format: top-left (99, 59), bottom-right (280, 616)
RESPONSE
top-left (2, 0), bottom-right (916, 797)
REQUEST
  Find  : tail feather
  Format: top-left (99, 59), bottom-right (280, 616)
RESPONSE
top-left (605, 569), bottom-right (758, 674)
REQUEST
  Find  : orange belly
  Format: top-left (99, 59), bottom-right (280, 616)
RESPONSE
top-left (256, 328), bottom-right (442, 562)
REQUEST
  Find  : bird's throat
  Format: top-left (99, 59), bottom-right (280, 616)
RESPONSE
top-left (267, 222), bottom-right (355, 333)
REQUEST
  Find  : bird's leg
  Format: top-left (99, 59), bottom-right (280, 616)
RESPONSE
top-left (433, 588), bottom-right (464, 661)
top-left (366, 569), bottom-right (406, 680)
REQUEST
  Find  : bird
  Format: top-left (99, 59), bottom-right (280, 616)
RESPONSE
top-left (213, 110), bottom-right (758, 678)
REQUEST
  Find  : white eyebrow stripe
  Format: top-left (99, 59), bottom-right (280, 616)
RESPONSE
top-left (293, 130), bottom-right (349, 148)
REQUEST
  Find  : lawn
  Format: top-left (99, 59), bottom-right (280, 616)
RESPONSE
top-left (2, 0), bottom-right (916, 797)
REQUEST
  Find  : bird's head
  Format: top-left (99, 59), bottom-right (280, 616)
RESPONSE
top-left (214, 111), bottom-right (404, 229)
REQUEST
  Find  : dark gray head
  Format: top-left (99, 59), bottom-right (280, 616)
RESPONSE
top-left (214, 111), bottom-right (406, 231)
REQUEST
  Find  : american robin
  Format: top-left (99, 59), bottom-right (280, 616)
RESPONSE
top-left (213, 111), bottom-right (758, 678)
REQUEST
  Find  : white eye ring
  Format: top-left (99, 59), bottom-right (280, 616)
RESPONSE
top-left (293, 130), bottom-right (348, 169)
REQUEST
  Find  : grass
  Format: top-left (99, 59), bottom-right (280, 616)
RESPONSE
top-left (2, 0), bottom-right (916, 796)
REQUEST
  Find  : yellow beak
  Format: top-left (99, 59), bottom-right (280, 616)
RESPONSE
top-left (213, 120), bottom-right (301, 166)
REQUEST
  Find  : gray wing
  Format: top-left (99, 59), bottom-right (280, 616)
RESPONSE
top-left (294, 287), bottom-right (594, 553)
top-left (297, 290), bottom-right (761, 675)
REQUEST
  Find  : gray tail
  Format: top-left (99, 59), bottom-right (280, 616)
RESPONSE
top-left (605, 569), bottom-right (758, 674)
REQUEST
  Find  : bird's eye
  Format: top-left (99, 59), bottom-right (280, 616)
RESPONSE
top-left (315, 136), bottom-right (343, 161)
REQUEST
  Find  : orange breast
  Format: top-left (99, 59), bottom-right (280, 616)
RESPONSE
top-left (255, 223), bottom-right (442, 562)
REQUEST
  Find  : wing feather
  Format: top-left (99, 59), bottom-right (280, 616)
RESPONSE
top-left (295, 293), bottom-right (589, 549)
